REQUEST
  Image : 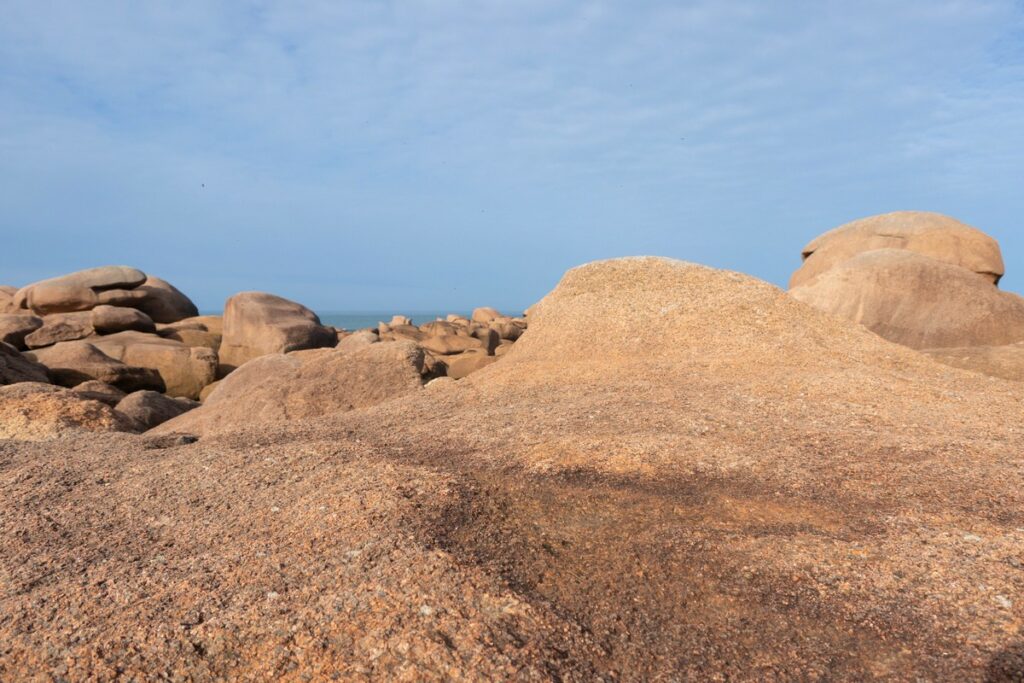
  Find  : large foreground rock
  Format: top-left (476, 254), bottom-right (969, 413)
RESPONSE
top-left (219, 292), bottom-right (335, 370)
top-left (155, 341), bottom-right (424, 436)
top-left (789, 249), bottom-right (1024, 349)
top-left (13, 266), bottom-right (148, 314)
top-left (89, 332), bottom-right (217, 399)
top-left (7, 257), bottom-right (1024, 679)
top-left (0, 382), bottom-right (141, 440)
top-left (0, 342), bottom-right (49, 385)
top-left (26, 341), bottom-right (165, 392)
top-left (790, 211), bottom-right (1006, 288)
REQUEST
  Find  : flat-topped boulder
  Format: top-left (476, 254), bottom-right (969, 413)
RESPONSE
top-left (154, 341), bottom-right (425, 436)
top-left (789, 249), bottom-right (1024, 349)
top-left (219, 292), bottom-right (335, 371)
top-left (0, 342), bottom-right (50, 385)
top-left (26, 341), bottom-right (165, 392)
top-left (89, 331), bottom-right (217, 399)
top-left (790, 211), bottom-right (1005, 288)
top-left (14, 266), bottom-right (148, 314)
top-left (0, 382), bottom-right (142, 440)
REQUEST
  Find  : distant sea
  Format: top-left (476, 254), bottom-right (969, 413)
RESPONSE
top-left (316, 311), bottom-right (465, 331)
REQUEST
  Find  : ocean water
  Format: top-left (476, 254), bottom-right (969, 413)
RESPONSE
top-left (316, 311), bottom-right (465, 331)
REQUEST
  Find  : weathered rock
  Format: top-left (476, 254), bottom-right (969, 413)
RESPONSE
top-left (130, 276), bottom-right (199, 324)
top-left (26, 341), bottom-right (165, 392)
top-left (0, 314), bottom-right (43, 350)
top-left (0, 286), bottom-right (16, 313)
top-left (0, 382), bottom-right (142, 440)
top-left (790, 211), bottom-right (1006, 288)
top-left (71, 380), bottom-right (127, 407)
top-left (470, 327), bottom-right (499, 355)
top-left (420, 320), bottom-right (458, 337)
top-left (154, 341), bottom-right (425, 436)
top-left (23, 312), bottom-right (94, 349)
top-left (336, 329), bottom-right (379, 350)
top-left (89, 331), bottom-right (217, 399)
top-left (789, 249), bottom-right (1024, 349)
top-left (14, 266), bottom-right (148, 314)
top-left (445, 350), bottom-right (498, 379)
top-left (389, 324), bottom-right (426, 343)
top-left (198, 380), bottom-right (220, 402)
top-left (219, 292), bottom-right (336, 371)
top-left (420, 334), bottom-right (485, 355)
top-left (91, 305), bottom-right (156, 334)
top-left (490, 319), bottom-right (525, 341)
top-left (0, 342), bottom-right (50, 385)
top-left (116, 390), bottom-right (197, 430)
top-left (471, 307), bottom-right (503, 325)
top-left (389, 315), bottom-right (412, 327)
top-left (922, 342), bottom-right (1024, 382)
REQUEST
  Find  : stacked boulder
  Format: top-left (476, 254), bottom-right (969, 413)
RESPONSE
top-left (789, 211), bottom-right (1024, 380)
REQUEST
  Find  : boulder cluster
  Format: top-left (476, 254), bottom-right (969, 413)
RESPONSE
top-left (1, 266), bottom-right (526, 437)
top-left (789, 211), bottom-right (1024, 380)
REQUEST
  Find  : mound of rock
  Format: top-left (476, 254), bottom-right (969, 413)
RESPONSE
top-left (789, 212), bottom-right (1024, 378)
top-left (0, 382), bottom-right (141, 440)
top-left (790, 211), bottom-right (1005, 288)
top-left (155, 341), bottom-right (426, 435)
top-left (219, 292), bottom-right (336, 371)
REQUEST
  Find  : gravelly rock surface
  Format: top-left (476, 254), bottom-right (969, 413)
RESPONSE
top-left (2, 258), bottom-right (1023, 680)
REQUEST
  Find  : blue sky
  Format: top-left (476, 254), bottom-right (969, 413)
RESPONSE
top-left (2, 1), bottom-right (1023, 313)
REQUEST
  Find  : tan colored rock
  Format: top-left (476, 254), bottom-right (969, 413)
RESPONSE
top-left (0, 314), bottom-right (43, 350)
top-left (129, 276), bottom-right (199, 324)
top-left (89, 331), bottom-right (217, 399)
top-left (14, 266), bottom-right (147, 314)
top-left (0, 286), bottom-right (17, 313)
top-left (0, 382), bottom-right (141, 440)
top-left (0, 342), bottom-right (50, 385)
top-left (471, 307), bottom-right (503, 325)
top-left (389, 324), bottom-right (426, 343)
top-left (420, 320), bottom-right (458, 337)
top-left (789, 249), bottom-right (1024, 349)
top-left (336, 329), bottom-right (379, 350)
top-left (71, 380), bottom-right (126, 406)
top-left (90, 305), bottom-right (156, 334)
top-left (470, 327), bottom-right (499, 355)
top-left (198, 380), bottom-right (220, 402)
top-left (420, 334), bottom-right (485, 355)
top-left (389, 315), bottom-right (412, 326)
top-left (26, 341), bottom-right (165, 392)
top-left (445, 349), bottom-right (498, 379)
top-left (922, 342), bottom-right (1024, 382)
top-left (157, 315), bottom-right (222, 349)
top-left (219, 292), bottom-right (336, 371)
top-left (790, 211), bottom-right (1005, 288)
top-left (24, 312), bottom-right (94, 349)
top-left (154, 341), bottom-right (425, 436)
top-left (116, 390), bottom-right (197, 430)
top-left (490, 319), bottom-right (525, 341)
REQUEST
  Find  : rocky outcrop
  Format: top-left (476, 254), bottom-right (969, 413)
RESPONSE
top-left (155, 341), bottom-right (426, 436)
top-left (0, 314), bottom-right (43, 350)
top-left (90, 305), bottom-right (156, 334)
top-left (116, 390), bottom-right (198, 430)
top-left (71, 380), bottom-right (126, 407)
top-left (89, 332), bottom-right (217, 399)
top-left (219, 292), bottom-right (336, 371)
top-left (790, 249), bottom-right (1024, 349)
top-left (790, 211), bottom-right (1005, 288)
top-left (13, 266), bottom-right (148, 314)
top-left (26, 341), bottom-right (165, 392)
top-left (0, 382), bottom-right (142, 440)
top-left (0, 342), bottom-right (50, 385)
top-left (24, 312), bottom-right (93, 348)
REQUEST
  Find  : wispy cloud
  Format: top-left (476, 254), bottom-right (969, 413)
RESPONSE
top-left (2, 0), bottom-right (1023, 309)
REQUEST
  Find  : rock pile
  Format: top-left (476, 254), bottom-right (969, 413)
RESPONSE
top-left (1, 265), bottom-right (528, 436)
top-left (790, 211), bottom-right (1024, 379)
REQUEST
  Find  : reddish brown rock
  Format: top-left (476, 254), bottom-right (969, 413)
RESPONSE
top-left (219, 292), bottom-right (335, 371)
top-left (26, 341), bottom-right (165, 392)
top-left (71, 380), bottom-right (127, 407)
top-left (154, 341), bottom-right (425, 436)
top-left (23, 312), bottom-right (94, 349)
top-left (789, 249), bottom-right (1024, 349)
top-left (129, 276), bottom-right (199, 324)
top-left (90, 305), bottom-right (156, 334)
top-left (0, 314), bottom-right (44, 350)
top-left (0, 342), bottom-right (49, 385)
top-left (790, 211), bottom-right (1005, 288)
top-left (14, 266), bottom-right (147, 314)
